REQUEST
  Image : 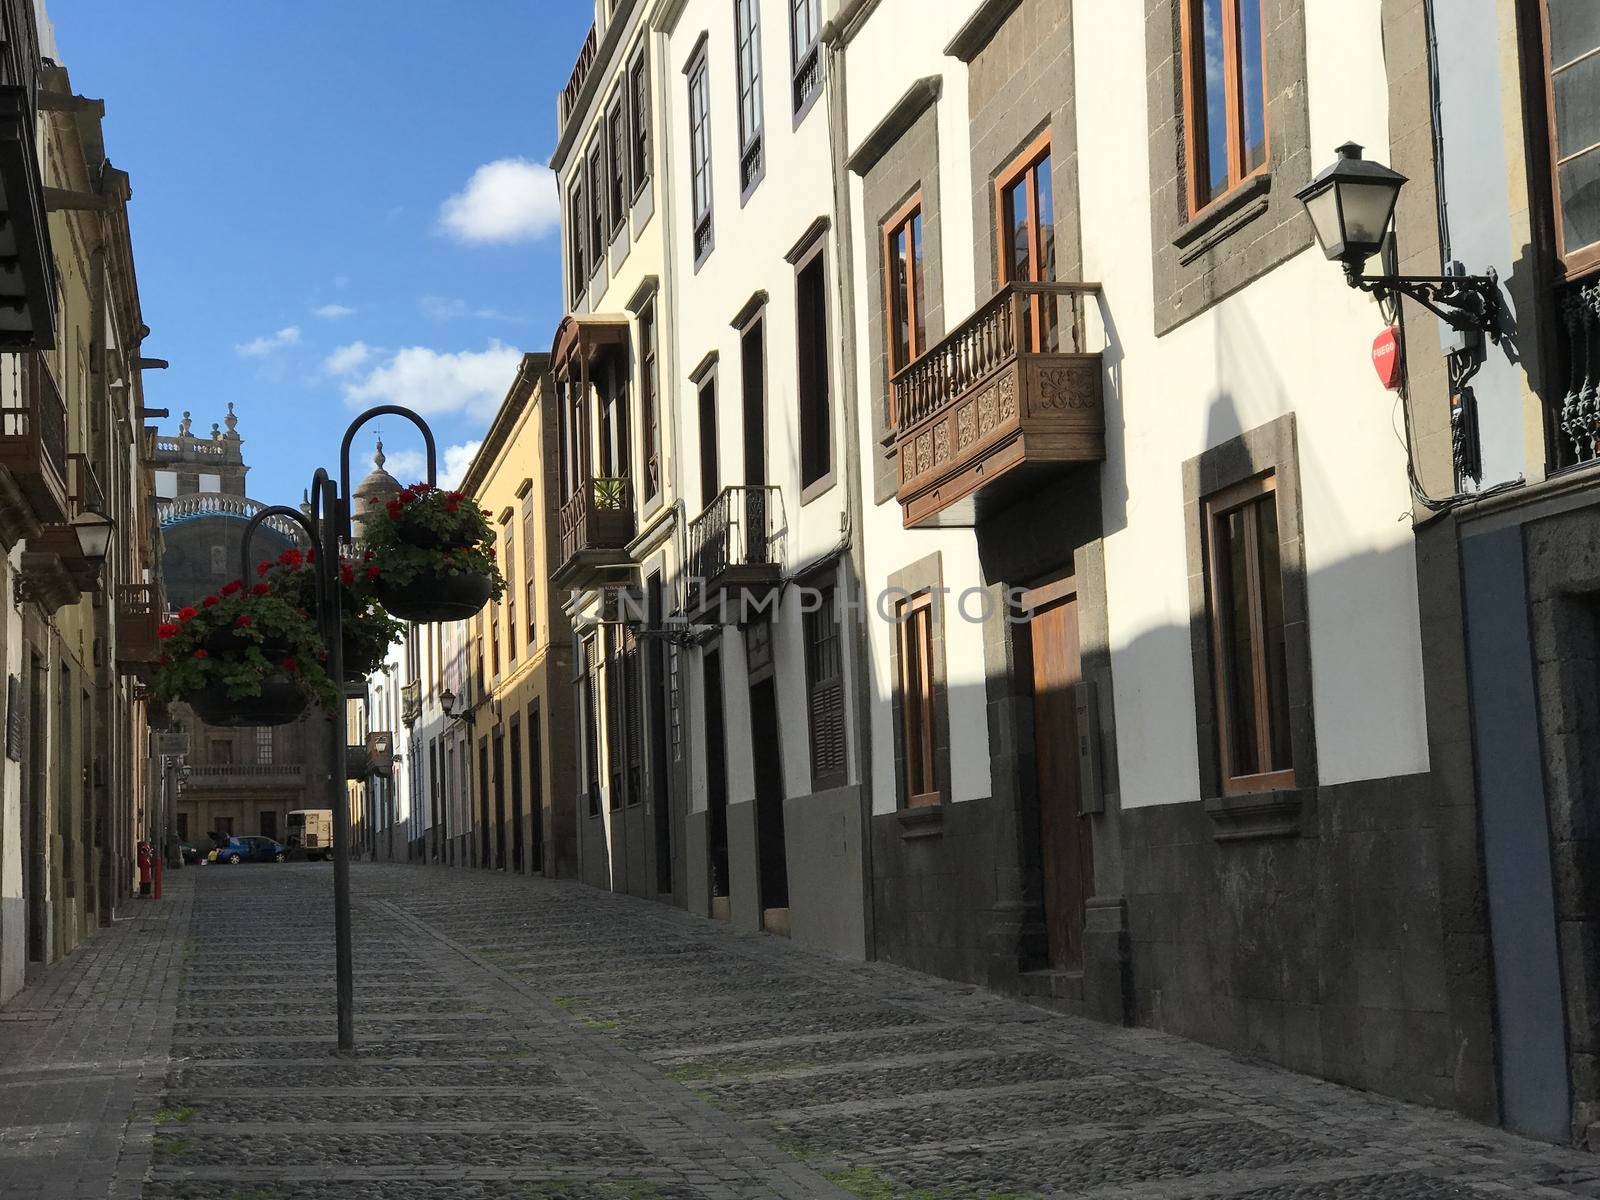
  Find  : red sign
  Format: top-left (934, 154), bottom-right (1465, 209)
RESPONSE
top-left (1372, 326), bottom-right (1403, 390)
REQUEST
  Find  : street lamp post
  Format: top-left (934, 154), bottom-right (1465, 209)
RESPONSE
top-left (237, 405), bottom-right (440, 1055)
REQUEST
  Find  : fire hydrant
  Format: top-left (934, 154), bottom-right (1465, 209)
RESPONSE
top-left (137, 841), bottom-right (152, 897)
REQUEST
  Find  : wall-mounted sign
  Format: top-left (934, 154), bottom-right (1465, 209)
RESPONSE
top-left (1372, 326), bottom-right (1404, 391)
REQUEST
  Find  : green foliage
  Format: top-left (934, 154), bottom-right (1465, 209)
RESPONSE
top-left (152, 1105), bottom-right (197, 1124)
top-left (359, 482), bottom-right (506, 597)
top-left (151, 561), bottom-right (339, 709)
top-left (264, 556), bottom-right (405, 676)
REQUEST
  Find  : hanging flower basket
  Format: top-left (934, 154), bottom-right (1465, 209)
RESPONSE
top-left (151, 575), bottom-right (339, 723)
top-left (190, 676), bottom-right (308, 727)
top-left (262, 551), bottom-right (405, 683)
top-left (361, 483), bottom-right (504, 624)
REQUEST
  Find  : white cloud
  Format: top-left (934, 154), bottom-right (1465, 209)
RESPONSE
top-left (438, 158), bottom-right (559, 244)
top-left (383, 441), bottom-right (482, 489)
top-left (314, 303), bottom-right (356, 319)
top-left (341, 340), bottom-right (522, 420)
top-left (324, 341), bottom-right (374, 376)
top-left (235, 326), bottom-right (301, 357)
top-left (419, 295), bottom-right (521, 323)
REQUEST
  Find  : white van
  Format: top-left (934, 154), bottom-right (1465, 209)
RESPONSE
top-left (286, 809), bottom-right (335, 862)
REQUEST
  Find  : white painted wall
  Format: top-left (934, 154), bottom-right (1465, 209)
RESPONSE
top-left (846, 0), bottom-right (1431, 818)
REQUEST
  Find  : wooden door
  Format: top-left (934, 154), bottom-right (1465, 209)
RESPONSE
top-left (1027, 577), bottom-right (1093, 968)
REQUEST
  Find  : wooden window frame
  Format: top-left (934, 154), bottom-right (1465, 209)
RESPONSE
top-left (1202, 472), bottom-right (1293, 796)
top-left (896, 591), bottom-right (939, 808)
top-left (587, 140), bottom-right (608, 269)
top-left (739, 309), bottom-right (767, 487)
top-left (696, 364), bottom-right (719, 509)
top-left (1179, 0), bottom-right (1271, 219)
top-left (628, 47), bottom-right (651, 200)
top-left (1531, 0), bottom-right (1600, 279)
top-left (606, 95), bottom-right (628, 237)
top-left (882, 192), bottom-right (925, 426)
top-left (789, 0), bottom-right (822, 120)
top-left (687, 48), bottom-right (715, 266)
top-left (734, 0), bottom-right (765, 198)
top-left (794, 236), bottom-right (834, 497)
top-left (640, 297), bottom-right (661, 501)
top-left (994, 131), bottom-right (1053, 349)
top-left (503, 523), bottom-right (517, 668)
top-left (568, 179), bottom-right (588, 302)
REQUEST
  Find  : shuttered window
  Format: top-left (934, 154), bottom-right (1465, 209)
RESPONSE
top-left (804, 575), bottom-right (847, 791)
top-left (520, 495), bottom-right (537, 652)
top-left (624, 629), bottom-right (644, 807)
top-left (896, 592), bottom-right (938, 807)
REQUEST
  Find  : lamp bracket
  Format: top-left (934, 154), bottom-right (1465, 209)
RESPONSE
top-left (1348, 266), bottom-right (1500, 342)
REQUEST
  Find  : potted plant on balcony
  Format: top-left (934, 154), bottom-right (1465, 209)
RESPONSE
top-left (261, 549), bottom-right (406, 681)
top-left (361, 483), bottom-right (504, 622)
top-left (151, 577), bottom-right (339, 727)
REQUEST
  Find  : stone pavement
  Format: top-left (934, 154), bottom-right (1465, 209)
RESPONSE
top-left (1, 864), bottom-right (1597, 1199)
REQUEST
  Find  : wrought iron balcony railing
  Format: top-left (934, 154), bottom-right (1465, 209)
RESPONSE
top-left (687, 485), bottom-right (783, 623)
top-left (1554, 275), bottom-right (1599, 469)
top-left (891, 281), bottom-right (1105, 528)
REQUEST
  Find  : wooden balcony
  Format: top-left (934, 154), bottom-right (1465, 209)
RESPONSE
top-left (1551, 274), bottom-right (1599, 470)
top-left (559, 22), bottom-right (598, 134)
top-left (687, 485), bottom-right (783, 624)
top-left (115, 582), bottom-right (162, 673)
top-left (554, 474), bottom-right (635, 591)
top-left (400, 679), bottom-right (421, 725)
top-left (0, 350), bottom-right (68, 531)
top-left (892, 282), bottom-right (1105, 528)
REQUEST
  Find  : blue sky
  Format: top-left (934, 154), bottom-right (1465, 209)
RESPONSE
top-left (48, 0), bottom-right (593, 503)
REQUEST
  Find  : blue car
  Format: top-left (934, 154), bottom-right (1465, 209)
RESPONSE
top-left (208, 836), bottom-right (287, 865)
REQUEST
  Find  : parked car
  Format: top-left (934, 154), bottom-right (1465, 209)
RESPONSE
top-left (209, 836), bottom-right (287, 865)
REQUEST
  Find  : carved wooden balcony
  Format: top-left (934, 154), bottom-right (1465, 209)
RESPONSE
top-left (687, 485), bottom-right (783, 624)
top-left (559, 22), bottom-right (598, 134)
top-left (554, 474), bottom-right (635, 592)
top-left (115, 582), bottom-right (162, 673)
top-left (892, 282), bottom-right (1105, 528)
top-left (0, 350), bottom-right (68, 541)
top-left (400, 679), bottom-right (421, 725)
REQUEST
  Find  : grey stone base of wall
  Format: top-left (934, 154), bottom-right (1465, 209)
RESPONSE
top-left (578, 814), bottom-right (610, 892)
top-left (0, 894), bottom-right (24, 1004)
top-left (785, 786), bottom-right (868, 960)
top-left (871, 796), bottom-right (1132, 1025)
top-left (1120, 774), bottom-right (1495, 1120)
top-left (685, 810), bottom-right (710, 919)
top-left (726, 800), bottom-right (761, 933)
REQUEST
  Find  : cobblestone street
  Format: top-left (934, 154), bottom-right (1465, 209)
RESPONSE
top-left (1, 864), bottom-right (1597, 1199)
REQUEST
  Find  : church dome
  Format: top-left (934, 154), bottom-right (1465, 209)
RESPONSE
top-left (351, 440), bottom-right (402, 542)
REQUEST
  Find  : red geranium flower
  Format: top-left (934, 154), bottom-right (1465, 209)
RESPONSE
top-left (156, 623), bottom-right (178, 640)
top-left (397, 488), bottom-right (416, 504)
top-left (202, 594), bottom-right (220, 608)
top-left (487, 547), bottom-right (495, 558)
top-left (365, 565), bottom-right (381, 580)
top-left (340, 564), bottom-right (354, 584)
top-left (385, 500), bottom-right (402, 518)
top-left (445, 499), bottom-right (459, 514)
top-left (193, 649), bottom-right (208, 659)
top-left (178, 607), bottom-right (198, 622)
top-left (447, 491), bottom-right (463, 503)
top-left (306, 549), bottom-right (316, 563)
top-left (278, 549), bottom-right (303, 568)
top-left (158, 654), bottom-right (171, 666)
top-left (252, 583), bottom-right (272, 596)
top-left (235, 614), bottom-right (253, 627)
top-left (257, 560), bottom-right (272, 576)
top-left (281, 656), bottom-right (298, 673)
top-left (221, 580), bottom-right (242, 596)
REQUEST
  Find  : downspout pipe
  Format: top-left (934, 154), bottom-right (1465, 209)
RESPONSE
top-left (821, 6), bottom-right (877, 961)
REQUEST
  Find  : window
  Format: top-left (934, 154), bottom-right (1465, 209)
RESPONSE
top-left (996, 134), bottom-right (1057, 350)
top-left (503, 524), bottom-right (517, 667)
top-left (1535, 0), bottom-right (1600, 275)
top-left (629, 50), bottom-right (651, 194)
top-left (198, 472), bottom-right (221, 493)
top-left (569, 180), bottom-right (588, 296)
top-left (640, 298), bottom-right (661, 500)
top-left (1181, 0), bottom-right (1268, 214)
top-left (804, 574), bottom-right (847, 790)
top-left (588, 141), bottom-right (608, 264)
top-left (1203, 473), bottom-right (1292, 793)
top-left (520, 494), bottom-right (537, 651)
top-left (254, 727), bottom-right (273, 765)
top-left (490, 597), bottom-right (501, 678)
top-left (607, 98), bottom-right (628, 234)
top-left (896, 592), bottom-right (938, 807)
top-left (582, 636), bottom-right (601, 816)
top-left (697, 369), bottom-right (719, 507)
top-left (153, 469), bottom-right (177, 499)
top-left (790, 0), bottom-right (822, 118)
top-left (735, 0), bottom-right (765, 195)
top-left (606, 631), bottom-right (624, 811)
top-left (208, 736), bottom-right (233, 765)
top-left (795, 242), bottom-right (832, 490)
top-left (741, 314), bottom-right (766, 486)
top-left (688, 50), bottom-right (714, 263)
top-left (883, 196), bottom-right (926, 387)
